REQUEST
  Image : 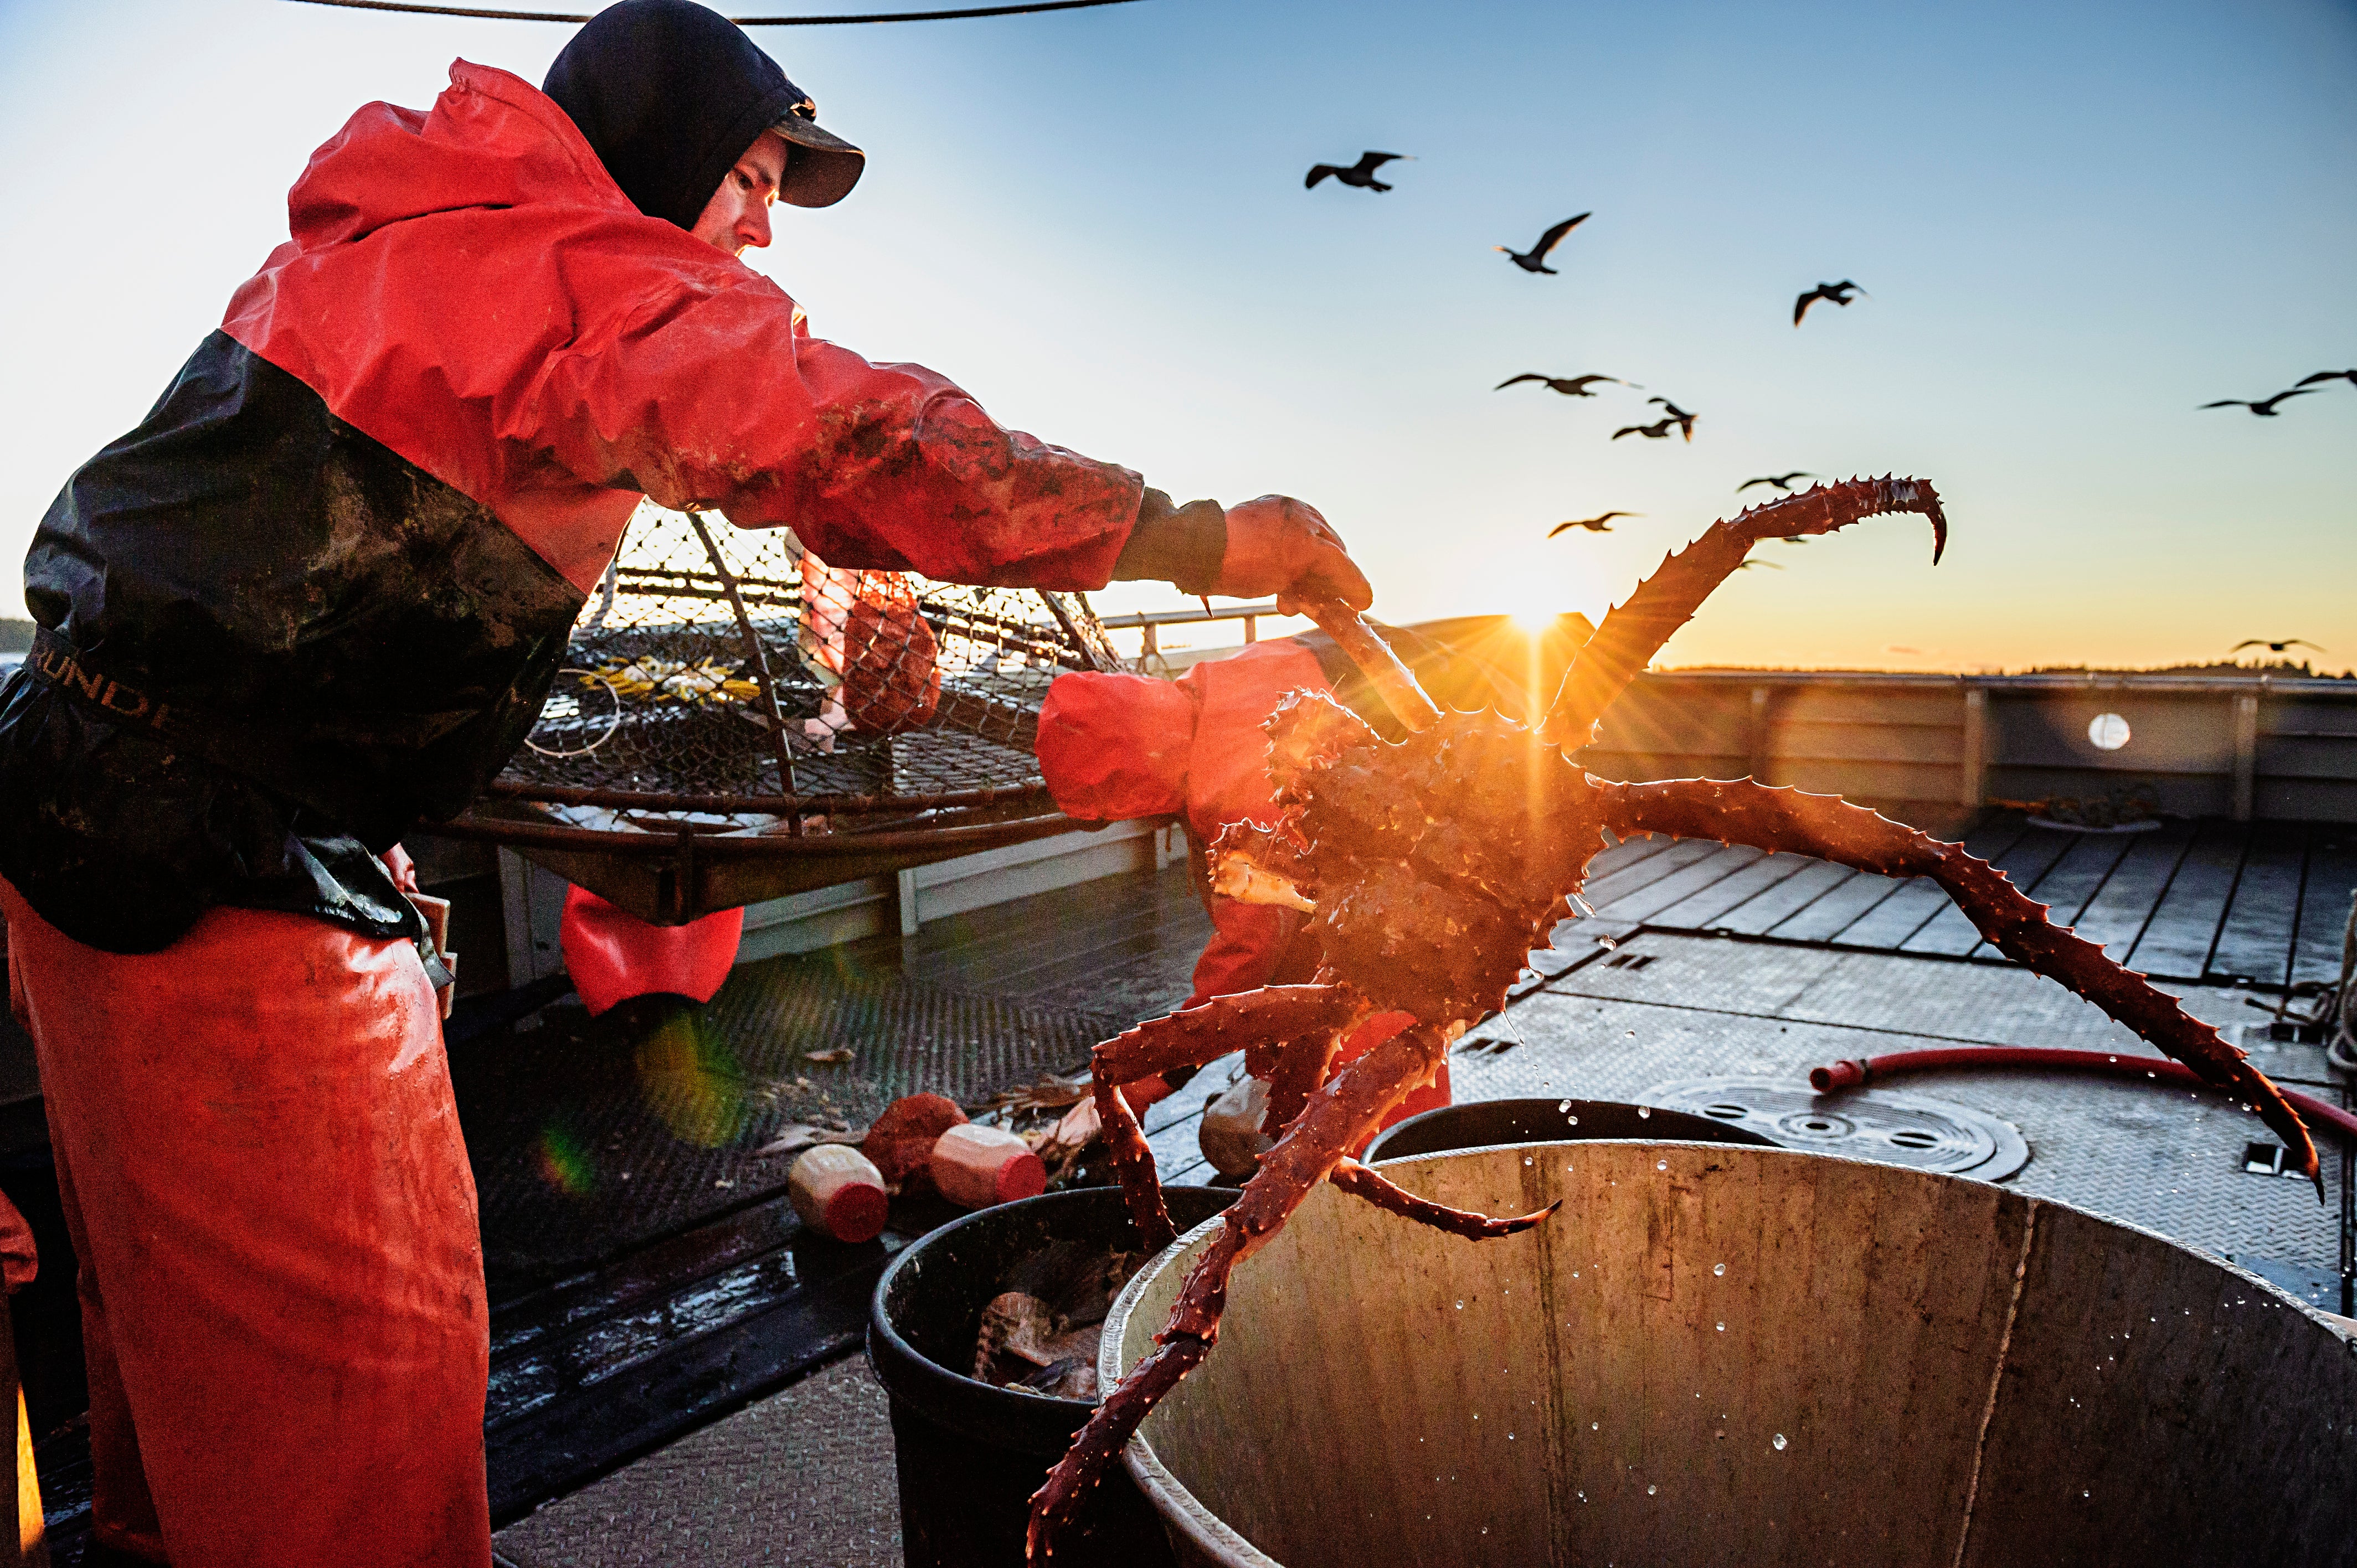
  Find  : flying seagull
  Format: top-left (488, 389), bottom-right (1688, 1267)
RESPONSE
top-left (1305, 151), bottom-right (1409, 191)
top-left (1649, 398), bottom-right (1698, 441)
top-left (1495, 373), bottom-right (1628, 396)
top-left (1738, 472), bottom-right (1817, 493)
top-left (1547, 512), bottom-right (1641, 537)
top-left (1612, 417), bottom-right (1679, 441)
top-left (1793, 280), bottom-right (1865, 326)
top-left (1496, 213), bottom-right (1590, 275)
top-left (2200, 389), bottom-right (2315, 416)
top-left (2232, 638), bottom-right (2326, 654)
top-left (2296, 369), bottom-right (2357, 389)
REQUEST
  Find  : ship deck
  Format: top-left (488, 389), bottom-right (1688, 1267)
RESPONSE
top-left (24, 811), bottom-right (2356, 1565)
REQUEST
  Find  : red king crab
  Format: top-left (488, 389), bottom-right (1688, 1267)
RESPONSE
top-left (1026, 476), bottom-right (2319, 1557)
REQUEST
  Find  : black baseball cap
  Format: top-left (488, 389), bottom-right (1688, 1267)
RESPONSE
top-left (544, 0), bottom-right (866, 229)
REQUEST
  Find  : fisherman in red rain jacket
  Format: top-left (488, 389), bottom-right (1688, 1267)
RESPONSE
top-left (1036, 624), bottom-right (1512, 1146)
top-left (0, 4), bottom-right (1369, 1561)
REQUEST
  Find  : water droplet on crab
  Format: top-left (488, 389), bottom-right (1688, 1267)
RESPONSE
top-left (1772, 1433), bottom-right (1788, 1451)
top-left (1456, 1300), bottom-right (1464, 1309)
top-left (1524, 1156), bottom-right (1533, 1166)
top-left (1716, 1321), bottom-right (1726, 1332)
top-left (1566, 1115), bottom-right (1579, 1126)
top-left (1713, 1262), bottom-right (1727, 1276)
top-left (1558, 1099), bottom-right (1573, 1113)
top-left (1636, 1106), bottom-right (1651, 1118)
top-left (1647, 1484), bottom-right (1658, 1495)
top-left (1657, 1159), bottom-right (1668, 1170)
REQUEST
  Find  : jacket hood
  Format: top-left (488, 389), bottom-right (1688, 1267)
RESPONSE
top-left (281, 60), bottom-right (640, 252)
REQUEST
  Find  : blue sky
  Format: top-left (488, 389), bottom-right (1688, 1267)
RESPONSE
top-left (0, 0), bottom-right (2349, 670)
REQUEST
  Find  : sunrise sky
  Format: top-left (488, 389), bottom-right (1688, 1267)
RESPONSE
top-left (0, 0), bottom-right (2348, 671)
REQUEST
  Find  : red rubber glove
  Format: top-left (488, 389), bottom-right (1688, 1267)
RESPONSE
top-left (1213, 496), bottom-right (1372, 616)
top-left (380, 844), bottom-right (420, 894)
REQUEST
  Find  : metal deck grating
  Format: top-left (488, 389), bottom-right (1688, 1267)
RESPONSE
top-left (495, 921), bottom-right (2355, 1566)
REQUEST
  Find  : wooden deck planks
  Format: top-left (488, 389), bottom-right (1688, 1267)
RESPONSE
top-left (1646, 848), bottom-right (1826, 931)
top-left (1708, 859), bottom-right (1862, 935)
top-left (1764, 866), bottom-right (1908, 942)
top-left (2205, 821), bottom-right (2311, 987)
top-left (1583, 837), bottom-right (1728, 911)
top-left (2063, 819), bottom-right (2198, 965)
top-left (2122, 820), bottom-right (2250, 982)
top-left (1956, 831), bottom-right (2138, 961)
top-left (2292, 829), bottom-right (2357, 989)
top-left (1902, 826), bottom-right (2080, 957)
top-left (1832, 876), bottom-right (1954, 949)
top-left (2025, 832), bottom-right (2142, 930)
top-left (1545, 808), bottom-right (2341, 996)
top-left (1589, 844), bottom-right (1765, 924)
top-left (1583, 833), bottom-right (1680, 882)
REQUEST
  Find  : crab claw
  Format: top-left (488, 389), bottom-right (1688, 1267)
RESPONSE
top-left (1881, 475), bottom-right (1948, 564)
top-left (1542, 474), bottom-right (1951, 747)
top-left (1784, 475), bottom-right (1947, 565)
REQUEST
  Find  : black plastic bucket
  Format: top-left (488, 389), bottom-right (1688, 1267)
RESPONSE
top-left (1365, 1096), bottom-right (1779, 1163)
top-left (868, 1184), bottom-right (1240, 1568)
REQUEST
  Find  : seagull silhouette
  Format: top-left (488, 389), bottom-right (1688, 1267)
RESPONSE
top-left (2295, 369), bottom-right (2356, 389)
top-left (2200, 389), bottom-right (2316, 416)
top-left (1495, 373), bottom-right (1628, 396)
top-left (2232, 638), bottom-right (2326, 654)
top-left (1738, 472), bottom-right (1818, 493)
top-left (1612, 417), bottom-right (1679, 441)
top-left (1496, 213), bottom-right (1590, 274)
top-left (1649, 398), bottom-right (1698, 441)
top-left (1793, 280), bottom-right (1865, 326)
top-left (1305, 151), bottom-right (1409, 191)
top-left (1547, 512), bottom-right (1641, 538)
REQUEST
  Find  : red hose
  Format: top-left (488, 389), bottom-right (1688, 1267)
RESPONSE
top-left (1808, 1046), bottom-right (2357, 1144)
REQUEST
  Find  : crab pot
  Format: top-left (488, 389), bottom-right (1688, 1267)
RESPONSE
top-left (1363, 1097), bottom-right (1777, 1162)
top-left (869, 1184), bottom-right (1241, 1568)
top-left (1103, 1143), bottom-right (2357, 1568)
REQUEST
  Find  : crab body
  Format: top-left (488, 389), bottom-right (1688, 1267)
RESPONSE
top-left (1239, 695), bottom-right (1601, 1024)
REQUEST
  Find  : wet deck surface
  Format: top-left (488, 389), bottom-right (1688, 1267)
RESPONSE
top-left (1597, 811), bottom-right (2357, 991)
top-left (481, 818), bottom-right (2356, 1567)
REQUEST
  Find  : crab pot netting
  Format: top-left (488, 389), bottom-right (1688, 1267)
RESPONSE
top-left (494, 503), bottom-right (1122, 833)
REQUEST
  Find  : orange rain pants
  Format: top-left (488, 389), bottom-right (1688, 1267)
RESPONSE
top-left (1, 880), bottom-right (491, 1567)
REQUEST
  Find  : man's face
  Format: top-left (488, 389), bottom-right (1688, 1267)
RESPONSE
top-left (689, 131), bottom-right (790, 257)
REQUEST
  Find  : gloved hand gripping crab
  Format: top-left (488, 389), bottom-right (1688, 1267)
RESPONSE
top-left (1026, 476), bottom-right (2318, 1558)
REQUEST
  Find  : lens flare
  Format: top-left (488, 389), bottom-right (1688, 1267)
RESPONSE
top-left (634, 1008), bottom-right (748, 1148)
top-left (536, 1126), bottom-right (598, 1195)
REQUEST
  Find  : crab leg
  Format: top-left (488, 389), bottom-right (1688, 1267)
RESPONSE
top-left (1329, 1158), bottom-right (1561, 1238)
top-left (1295, 598), bottom-right (1441, 734)
top-left (1091, 984), bottom-right (1369, 1253)
top-left (1029, 1020), bottom-right (1458, 1560)
top-left (1261, 1023), bottom-right (1341, 1136)
top-left (1541, 476), bottom-right (1949, 748)
top-left (1595, 777), bottom-right (2320, 1193)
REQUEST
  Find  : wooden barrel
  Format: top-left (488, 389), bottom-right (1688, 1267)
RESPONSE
top-left (1103, 1142), bottom-right (2357, 1567)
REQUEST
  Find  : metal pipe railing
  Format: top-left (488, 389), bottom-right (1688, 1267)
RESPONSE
top-left (1095, 601), bottom-right (1284, 660)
